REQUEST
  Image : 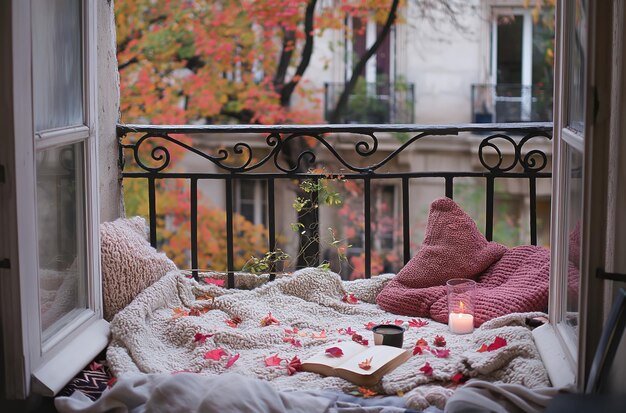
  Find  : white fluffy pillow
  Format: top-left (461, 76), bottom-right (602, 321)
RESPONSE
top-left (101, 216), bottom-right (177, 321)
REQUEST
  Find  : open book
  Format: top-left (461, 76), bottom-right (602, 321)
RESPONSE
top-left (301, 341), bottom-right (411, 387)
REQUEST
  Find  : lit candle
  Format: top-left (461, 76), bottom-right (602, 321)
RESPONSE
top-left (448, 301), bottom-right (474, 334)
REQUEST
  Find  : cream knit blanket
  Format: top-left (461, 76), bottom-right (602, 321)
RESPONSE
top-left (106, 268), bottom-right (550, 409)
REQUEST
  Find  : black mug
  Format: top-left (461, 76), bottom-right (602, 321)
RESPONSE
top-left (372, 324), bottom-right (405, 348)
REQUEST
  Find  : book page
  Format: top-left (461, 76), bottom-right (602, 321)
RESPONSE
top-left (337, 345), bottom-right (409, 375)
top-left (301, 341), bottom-right (366, 369)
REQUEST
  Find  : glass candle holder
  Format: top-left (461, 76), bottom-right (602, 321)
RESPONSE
top-left (447, 278), bottom-right (476, 334)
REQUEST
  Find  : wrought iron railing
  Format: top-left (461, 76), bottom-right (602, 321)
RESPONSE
top-left (324, 82), bottom-right (415, 124)
top-left (471, 84), bottom-right (553, 123)
top-left (118, 123), bottom-right (552, 287)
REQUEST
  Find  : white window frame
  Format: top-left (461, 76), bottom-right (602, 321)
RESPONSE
top-left (1, 0), bottom-right (108, 399)
top-left (490, 7), bottom-right (533, 121)
top-left (235, 180), bottom-right (267, 225)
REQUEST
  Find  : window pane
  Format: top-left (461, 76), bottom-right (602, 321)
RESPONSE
top-left (563, 145), bottom-right (583, 339)
top-left (497, 15), bottom-right (523, 85)
top-left (566, 0), bottom-right (586, 133)
top-left (32, 0), bottom-right (83, 131)
top-left (37, 142), bottom-right (88, 341)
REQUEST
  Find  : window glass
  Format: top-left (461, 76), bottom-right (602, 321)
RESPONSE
top-left (563, 145), bottom-right (583, 340)
top-left (566, 0), bottom-right (586, 133)
top-left (32, 0), bottom-right (83, 131)
top-left (497, 15), bottom-right (523, 85)
top-left (37, 142), bottom-right (88, 341)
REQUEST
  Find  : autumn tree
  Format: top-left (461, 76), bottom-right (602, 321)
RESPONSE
top-left (116, 0), bottom-right (475, 269)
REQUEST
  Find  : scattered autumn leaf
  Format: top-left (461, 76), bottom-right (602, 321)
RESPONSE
top-left (394, 319), bottom-right (404, 326)
top-left (287, 356), bottom-right (302, 376)
top-left (282, 337), bottom-right (302, 347)
top-left (408, 319), bottom-right (429, 328)
top-left (284, 327), bottom-right (299, 335)
top-left (189, 307), bottom-right (209, 316)
top-left (195, 292), bottom-right (214, 301)
top-left (225, 354), bottom-right (240, 368)
top-left (325, 347), bottom-right (344, 358)
top-left (413, 345), bottom-right (423, 356)
top-left (311, 329), bottom-right (327, 339)
top-left (225, 316), bottom-right (242, 328)
top-left (172, 308), bottom-right (190, 319)
top-left (358, 357), bottom-right (373, 370)
top-left (452, 372), bottom-right (465, 383)
top-left (204, 348), bottom-right (227, 361)
top-left (358, 387), bottom-right (378, 398)
top-left (416, 338), bottom-right (429, 348)
top-left (203, 278), bottom-right (225, 287)
top-left (260, 311), bottom-right (281, 327)
top-left (477, 344), bottom-right (489, 353)
top-left (434, 335), bottom-right (447, 347)
top-left (341, 293), bottom-right (358, 304)
top-left (194, 332), bottom-right (213, 343)
top-left (431, 348), bottom-right (450, 358)
top-left (264, 354), bottom-right (283, 367)
top-left (364, 322), bottom-right (377, 330)
top-left (420, 362), bottom-right (433, 377)
top-left (477, 336), bottom-right (507, 352)
top-left (352, 333), bottom-right (369, 346)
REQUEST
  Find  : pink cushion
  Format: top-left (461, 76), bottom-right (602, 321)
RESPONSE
top-left (429, 246), bottom-right (551, 326)
top-left (377, 197), bottom-right (506, 315)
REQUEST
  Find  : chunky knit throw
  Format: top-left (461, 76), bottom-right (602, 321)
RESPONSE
top-left (106, 268), bottom-right (550, 410)
top-left (101, 217), bottom-right (177, 321)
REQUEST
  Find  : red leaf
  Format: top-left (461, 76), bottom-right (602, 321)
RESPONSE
top-left (431, 348), bottom-right (450, 358)
top-left (352, 333), bottom-right (369, 346)
top-left (282, 337), bottom-right (302, 347)
top-left (264, 354), bottom-right (283, 367)
top-left (434, 335), bottom-right (447, 347)
top-left (204, 348), bottom-right (227, 361)
top-left (286, 356), bottom-right (302, 376)
top-left (311, 329), bottom-right (327, 339)
top-left (325, 347), bottom-right (344, 358)
top-left (477, 344), bottom-right (489, 353)
top-left (225, 354), bottom-right (240, 368)
top-left (194, 332), bottom-right (213, 343)
top-left (342, 293), bottom-right (358, 304)
top-left (358, 357), bottom-right (373, 370)
top-left (416, 338), bottom-right (429, 348)
top-left (364, 322), bottom-right (377, 330)
top-left (487, 336), bottom-right (507, 351)
top-left (408, 319), bottom-right (429, 328)
top-left (172, 308), bottom-right (189, 319)
top-left (413, 345), bottom-right (423, 356)
top-left (203, 278), bottom-right (225, 287)
top-left (420, 362), bottom-right (433, 377)
top-left (452, 372), bottom-right (465, 383)
top-left (358, 387), bottom-right (378, 398)
top-left (225, 316), bottom-right (242, 328)
top-left (260, 311), bottom-right (281, 327)
top-left (344, 327), bottom-right (356, 335)
top-left (394, 319), bottom-right (404, 326)
top-left (284, 327), bottom-right (299, 335)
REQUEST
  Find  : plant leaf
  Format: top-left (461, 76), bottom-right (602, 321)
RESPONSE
top-left (419, 362), bottom-right (433, 377)
top-left (433, 335), bottom-right (447, 347)
top-left (311, 329), bottom-right (327, 339)
top-left (260, 311), bottom-right (281, 327)
top-left (204, 348), bottom-right (227, 361)
top-left (264, 354), bottom-right (283, 367)
top-left (358, 357), bottom-right (373, 370)
top-left (202, 278), bottom-right (225, 287)
top-left (431, 348), bottom-right (450, 358)
top-left (363, 322), bottom-right (377, 330)
top-left (341, 293), bottom-right (358, 304)
top-left (325, 347), bottom-right (344, 358)
top-left (225, 353), bottom-right (240, 368)
top-left (357, 387), bottom-right (378, 398)
top-left (286, 356), bottom-right (302, 375)
top-left (408, 319), bottom-right (429, 328)
top-left (487, 336), bottom-right (507, 351)
top-left (352, 333), bottom-right (368, 346)
top-left (194, 332), bottom-right (213, 343)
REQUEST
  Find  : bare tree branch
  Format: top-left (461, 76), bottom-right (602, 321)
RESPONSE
top-left (328, 0), bottom-right (400, 123)
top-left (274, 29), bottom-right (296, 90)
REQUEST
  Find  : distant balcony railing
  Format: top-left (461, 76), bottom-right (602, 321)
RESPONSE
top-left (471, 84), bottom-right (553, 124)
top-left (118, 123), bottom-right (552, 287)
top-left (324, 82), bottom-right (415, 124)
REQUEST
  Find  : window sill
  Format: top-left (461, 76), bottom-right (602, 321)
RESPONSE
top-left (532, 323), bottom-right (576, 388)
top-left (31, 318), bottom-right (109, 396)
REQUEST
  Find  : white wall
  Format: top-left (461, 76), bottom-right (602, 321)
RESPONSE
top-left (98, 0), bottom-right (122, 223)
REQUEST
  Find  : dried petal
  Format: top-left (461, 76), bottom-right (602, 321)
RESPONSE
top-left (325, 347), bottom-right (344, 358)
top-left (352, 333), bottom-right (369, 346)
top-left (416, 338), bottom-right (429, 348)
top-left (194, 332), bottom-right (213, 343)
top-left (419, 362), bottom-right (433, 377)
top-left (431, 348), bottom-right (450, 358)
top-left (413, 345), bottom-right (423, 355)
top-left (487, 336), bottom-right (507, 351)
top-left (358, 387), bottom-right (378, 398)
top-left (364, 322), bottom-right (377, 330)
top-left (204, 348), bottom-right (227, 361)
top-left (287, 356), bottom-right (303, 375)
top-left (260, 311), bottom-right (281, 327)
top-left (311, 329), bottom-right (327, 339)
top-left (225, 354), bottom-right (240, 368)
top-left (434, 335), bottom-right (447, 347)
top-left (452, 372), bottom-right (465, 383)
top-left (408, 319), bottom-right (429, 328)
top-left (342, 293), bottom-right (358, 304)
top-left (264, 354), bottom-right (283, 367)
top-left (358, 357), bottom-right (373, 370)
top-left (203, 278), bottom-right (225, 287)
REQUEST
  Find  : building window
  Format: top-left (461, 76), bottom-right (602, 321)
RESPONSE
top-left (236, 180), bottom-right (267, 225)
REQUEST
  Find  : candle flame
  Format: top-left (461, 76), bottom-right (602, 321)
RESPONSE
top-left (459, 301), bottom-right (465, 313)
